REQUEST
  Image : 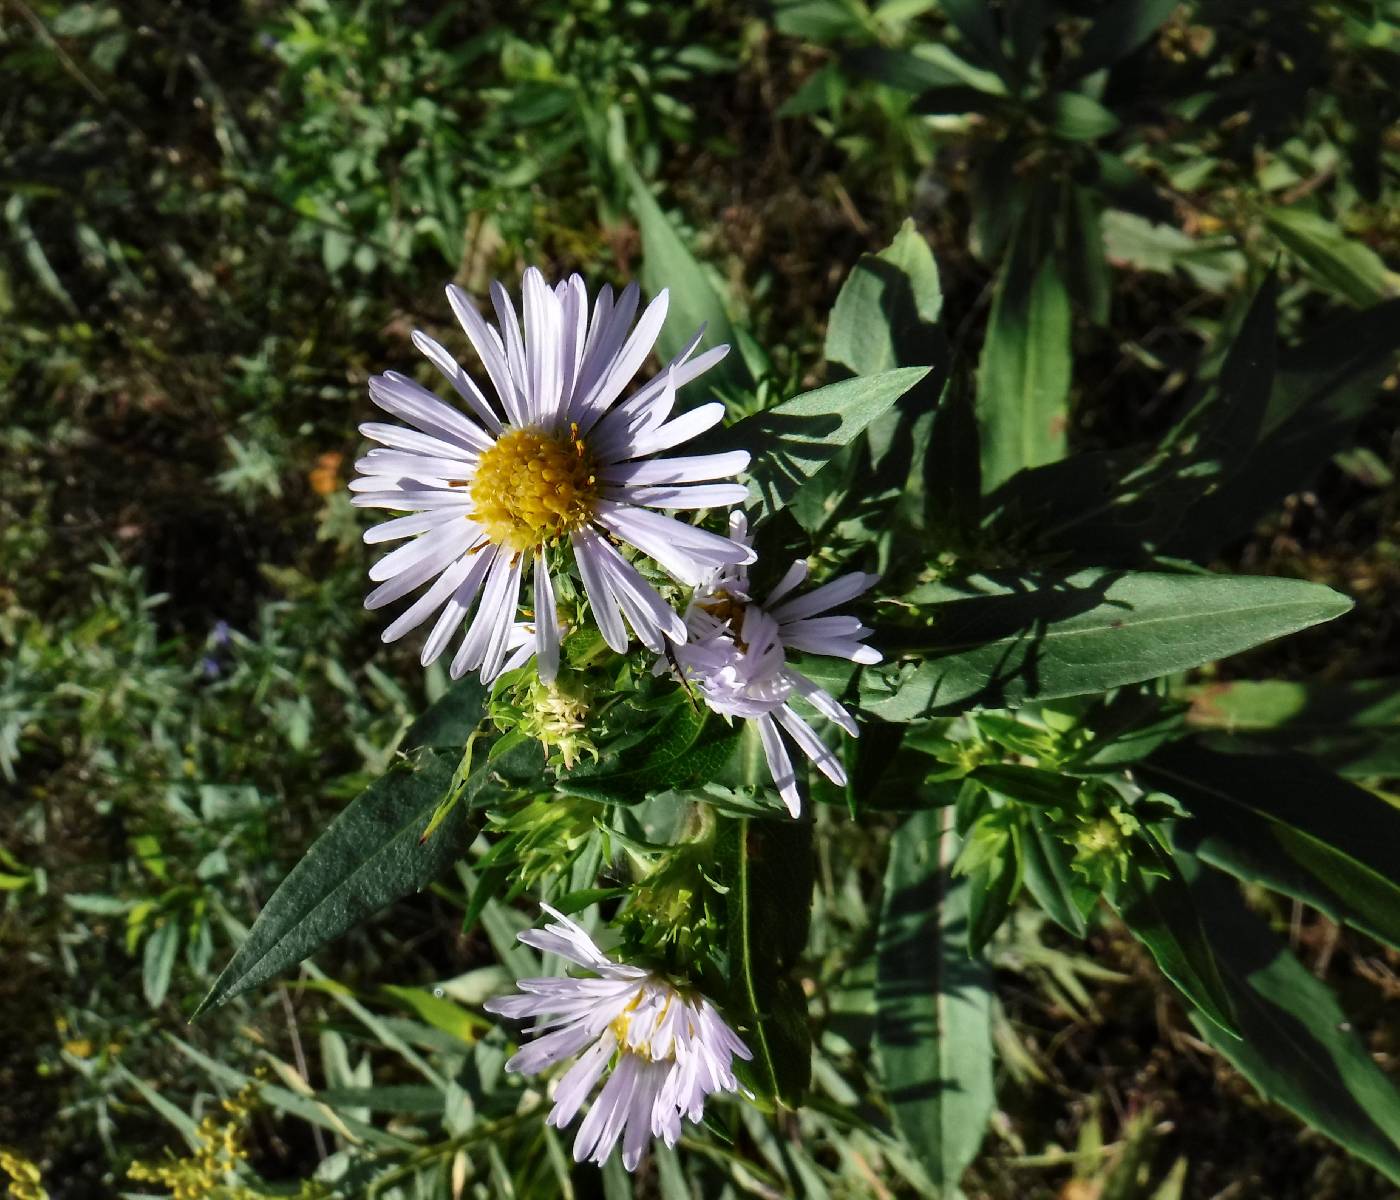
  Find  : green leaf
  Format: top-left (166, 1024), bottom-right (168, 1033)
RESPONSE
top-left (1181, 859), bottom-right (1400, 1183)
top-left (976, 197), bottom-right (1071, 491)
top-left (1061, 182), bottom-right (1110, 324)
top-left (730, 367), bottom-right (930, 522)
top-left (826, 219), bottom-right (944, 377)
top-left (143, 919), bottom-right (180, 1008)
top-left (875, 808), bottom-right (994, 1192)
top-left (626, 164), bottom-right (750, 394)
top-left (843, 43), bottom-right (1007, 96)
top-left (1191, 273), bottom-right (1278, 472)
top-left (938, 0), bottom-right (1011, 81)
top-left (865, 569), bottom-right (1352, 720)
top-left (1021, 810), bottom-right (1088, 936)
top-left (195, 747), bottom-right (467, 1014)
top-left (1045, 92), bottom-right (1121, 141)
top-left (1181, 676), bottom-right (1400, 776)
top-left (556, 696), bottom-right (741, 804)
top-left (1144, 742), bottom-right (1400, 952)
top-left (1064, 0), bottom-right (1180, 79)
top-left (194, 678), bottom-right (519, 1015)
top-left (1110, 839), bottom-right (1238, 1037)
top-left (1265, 207), bottom-right (1395, 307)
top-left (381, 985), bottom-right (490, 1044)
top-left (972, 763), bottom-right (1080, 807)
top-left (400, 676), bottom-right (489, 751)
top-left (1165, 297), bottom-right (1400, 557)
top-left (718, 817), bottom-right (814, 1105)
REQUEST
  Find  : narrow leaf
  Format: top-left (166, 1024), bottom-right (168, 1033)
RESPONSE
top-left (1182, 859), bottom-right (1400, 1183)
top-left (876, 808), bottom-right (994, 1191)
top-left (627, 164), bottom-right (750, 392)
top-left (719, 817), bottom-right (814, 1105)
top-left (1144, 742), bottom-right (1400, 952)
top-left (866, 569), bottom-right (1352, 720)
top-left (1064, 0), bottom-right (1180, 79)
top-left (1110, 839), bottom-right (1238, 1037)
top-left (732, 368), bottom-right (930, 522)
top-left (976, 199), bottom-right (1071, 491)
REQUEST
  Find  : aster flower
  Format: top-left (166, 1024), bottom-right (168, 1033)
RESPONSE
top-left (350, 270), bottom-right (755, 684)
top-left (484, 905), bottom-right (751, 1171)
top-left (668, 514), bottom-right (881, 816)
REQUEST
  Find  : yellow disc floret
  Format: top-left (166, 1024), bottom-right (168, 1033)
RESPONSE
top-left (470, 425), bottom-right (598, 552)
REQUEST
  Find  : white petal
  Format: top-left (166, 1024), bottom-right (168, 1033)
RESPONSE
top-left (756, 712), bottom-right (801, 818)
top-left (576, 289), bottom-right (669, 424)
top-left (506, 1020), bottom-right (596, 1076)
top-left (447, 284), bottom-right (523, 425)
top-left (354, 449), bottom-right (476, 483)
top-left (769, 571), bottom-right (880, 623)
top-left (381, 555), bottom-right (473, 643)
top-left (420, 550), bottom-right (494, 665)
top-left (600, 450), bottom-right (750, 486)
top-left (533, 556), bottom-right (560, 684)
top-left (449, 545), bottom-right (516, 677)
top-left (573, 283), bottom-right (639, 420)
top-left (362, 507), bottom-right (467, 545)
top-left (367, 371), bottom-right (494, 453)
top-left (549, 1033), bottom-right (615, 1130)
top-left (367, 519), bottom-right (477, 584)
top-left (609, 482), bottom-right (750, 510)
top-left (763, 560), bottom-right (809, 608)
top-left (572, 529), bottom-right (628, 653)
top-left (522, 267), bottom-right (563, 426)
top-left (490, 280), bottom-right (530, 418)
top-left (619, 401), bottom-right (727, 459)
top-left (589, 539), bottom-right (687, 649)
top-left (558, 275), bottom-right (588, 414)
top-left (410, 330), bottom-right (504, 434)
top-left (783, 666), bottom-right (858, 735)
top-left (775, 703), bottom-right (846, 787)
top-left (358, 421), bottom-right (484, 462)
top-left (594, 504), bottom-right (752, 587)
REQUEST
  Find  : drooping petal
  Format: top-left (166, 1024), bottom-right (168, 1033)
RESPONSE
top-left (533, 555), bottom-right (560, 684)
top-left (756, 712), bottom-right (801, 817)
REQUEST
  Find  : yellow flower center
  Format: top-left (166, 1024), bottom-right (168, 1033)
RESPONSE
top-left (470, 425), bottom-right (598, 552)
top-left (609, 988), bottom-right (677, 1062)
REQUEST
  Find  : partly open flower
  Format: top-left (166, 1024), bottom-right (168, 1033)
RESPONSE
top-left (667, 513), bottom-right (881, 816)
top-left (484, 906), bottom-right (751, 1172)
top-left (351, 270), bottom-right (754, 683)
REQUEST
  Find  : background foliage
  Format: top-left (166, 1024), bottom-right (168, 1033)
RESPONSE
top-left (2, 0), bottom-right (1399, 1197)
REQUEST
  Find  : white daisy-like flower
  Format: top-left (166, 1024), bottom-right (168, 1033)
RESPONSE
top-left (350, 270), bottom-right (755, 683)
top-left (668, 514), bottom-right (881, 816)
top-left (484, 905), bottom-right (752, 1172)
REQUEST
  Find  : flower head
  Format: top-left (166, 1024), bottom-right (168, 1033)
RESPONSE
top-left (351, 271), bottom-right (754, 683)
top-left (668, 514), bottom-right (881, 816)
top-left (484, 905), bottom-right (751, 1172)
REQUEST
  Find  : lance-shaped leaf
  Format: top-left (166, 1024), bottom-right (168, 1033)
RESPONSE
top-left (1181, 676), bottom-right (1400, 777)
top-left (717, 817), bottom-right (814, 1105)
top-left (627, 164), bottom-right (752, 392)
top-left (1165, 297), bottom-right (1400, 558)
top-left (195, 678), bottom-right (505, 1014)
top-left (1145, 741), bottom-right (1400, 953)
top-left (976, 195), bottom-right (1071, 492)
top-left (875, 808), bottom-right (994, 1192)
top-left (730, 367), bottom-right (930, 522)
top-left (1062, 0), bottom-right (1181, 79)
top-left (1110, 837), bottom-right (1238, 1037)
top-left (1181, 857), bottom-right (1400, 1183)
top-left (860, 569), bottom-right (1351, 721)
